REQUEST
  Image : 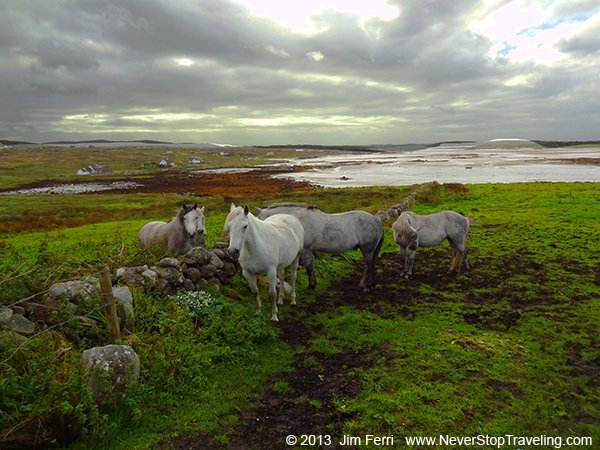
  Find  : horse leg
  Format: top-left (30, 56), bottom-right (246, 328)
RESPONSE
top-left (243, 270), bottom-right (261, 315)
top-left (267, 268), bottom-right (279, 321)
top-left (449, 238), bottom-right (469, 273)
top-left (463, 248), bottom-right (470, 272)
top-left (400, 246), bottom-right (407, 276)
top-left (290, 255), bottom-right (299, 305)
top-left (301, 250), bottom-right (317, 292)
top-left (360, 255), bottom-right (375, 292)
top-left (360, 233), bottom-right (384, 291)
top-left (276, 265), bottom-right (286, 305)
top-left (405, 248), bottom-right (417, 279)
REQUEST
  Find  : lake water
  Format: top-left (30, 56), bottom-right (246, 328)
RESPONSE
top-left (273, 145), bottom-right (600, 187)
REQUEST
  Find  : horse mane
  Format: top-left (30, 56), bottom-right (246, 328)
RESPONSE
top-left (264, 202), bottom-right (320, 210)
top-left (396, 212), bottom-right (417, 237)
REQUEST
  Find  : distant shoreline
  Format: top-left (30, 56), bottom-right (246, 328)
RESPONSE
top-left (2, 138), bottom-right (600, 149)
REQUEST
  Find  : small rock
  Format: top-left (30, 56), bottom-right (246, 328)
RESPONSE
top-left (112, 287), bottom-right (134, 327)
top-left (24, 302), bottom-right (60, 325)
top-left (11, 306), bottom-right (26, 316)
top-left (154, 266), bottom-right (185, 285)
top-left (8, 314), bottom-right (36, 336)
top-left (183, 278), bottom-right (195, 291)
top-left (158, 257), bottom-right (180, 269)
top-left (200, 264), bottom-right (217, 278)
top-left (0, 306), bottom-right (13, 325)
top-left (222, 261), bottom-right (238, 277)
top-left (209, 252), bottom-right (224, 269)
top-left (183, 266), bottom-right (203, 284)
top-left (141, 268), bottom-right (158, 285)
top-left (207, 278), bottom-right (222, 290)
top-left (116, 265), bottom-right (156, 287)
top-left (184, 247), bottom-right (212, 266)
top-left (211, 248), bottom-right (227, 260)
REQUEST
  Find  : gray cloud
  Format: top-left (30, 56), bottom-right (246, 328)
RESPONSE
top-left (0, 0), bottom-right (599, 144)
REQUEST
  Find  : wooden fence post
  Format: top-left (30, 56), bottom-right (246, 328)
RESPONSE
top-left (98, 265), bottom-right (121, 342)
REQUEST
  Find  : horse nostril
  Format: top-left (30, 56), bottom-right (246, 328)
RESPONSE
top-left (228, 248), bottom-right (239, 259)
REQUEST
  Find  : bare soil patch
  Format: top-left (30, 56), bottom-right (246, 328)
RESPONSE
top-left (0, 167), bottom-right (313, 198)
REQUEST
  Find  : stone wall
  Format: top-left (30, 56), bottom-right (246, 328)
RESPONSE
top-left (0, 243), bottom-right (238, 347)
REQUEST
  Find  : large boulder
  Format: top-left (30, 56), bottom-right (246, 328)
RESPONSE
top-left (81, 344), bottom-right (140, 405)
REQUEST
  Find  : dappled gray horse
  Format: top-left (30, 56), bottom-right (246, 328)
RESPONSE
top-left (258, 203), bottom-right (384, 292)
top-left (392, 210), bottom-right (470, 278)
top-left (138, 203), bottom-right (205, 257)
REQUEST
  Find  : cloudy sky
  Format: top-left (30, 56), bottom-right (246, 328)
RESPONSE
top-left (1, 0), bottom-right (599, 145)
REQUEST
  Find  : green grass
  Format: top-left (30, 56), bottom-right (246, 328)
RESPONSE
top-left (1, 181), bottom-right (599, 449)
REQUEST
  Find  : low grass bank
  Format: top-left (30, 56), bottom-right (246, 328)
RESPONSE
top-left (0, 181), bottom-right (598, 449)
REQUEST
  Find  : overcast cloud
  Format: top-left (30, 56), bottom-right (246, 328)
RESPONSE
top-left (1, 0), bottom-right (599, 144)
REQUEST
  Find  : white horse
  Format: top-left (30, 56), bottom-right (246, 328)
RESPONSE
top-left (224, 203), bottom-right (304, 321)
top-left (392, 210), bottom-right (470, 278)
top-left (138, 203), bottom-right (205, 257)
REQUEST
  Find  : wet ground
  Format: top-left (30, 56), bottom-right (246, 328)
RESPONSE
top-left (170, 243), bottom-right (599, 449)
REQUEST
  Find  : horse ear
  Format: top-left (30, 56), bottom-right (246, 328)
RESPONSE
top-left (230, 203), bottom-right (237, 212)
top-left (255, 207), bottom-right (263, 213)
top-left (193, 203), bottom-right (198, 210)
top-left (199, 206), bottom-right (205, 213)
top-left (244, 205), bottom-right (250, 216)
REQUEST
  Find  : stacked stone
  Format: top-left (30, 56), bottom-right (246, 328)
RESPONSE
top-left (1, 244), bottom-right (238, 348)
top-left (114, 242), bottom-right (238, 294)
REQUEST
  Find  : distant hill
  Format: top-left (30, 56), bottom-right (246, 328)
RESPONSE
top-left (1, 140), bottom-right (36, 146)
top-left (533, 140), bottom-right (600, 148)
top-left (471, 139), bottom-right (543, 149)
top-left (43, 139), bottom-right (175, 145)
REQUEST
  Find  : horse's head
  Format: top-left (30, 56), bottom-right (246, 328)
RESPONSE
top-left (392, 213), bottom-right (420, 248)
top-left (225, 203), bottom-right (251, 259)
top-left (180, 203), bottom-right (204, 238)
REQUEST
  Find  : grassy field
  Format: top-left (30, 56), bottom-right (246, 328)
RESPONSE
top-left (0, 178), bottom-right (598, 449)
top-left (0, 144), bottom-right (331, 190)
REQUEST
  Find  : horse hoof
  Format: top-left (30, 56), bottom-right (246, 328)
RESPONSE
top-left (271, 315), bottom-right (279, 322)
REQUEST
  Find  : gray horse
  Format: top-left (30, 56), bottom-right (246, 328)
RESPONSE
top-left (138, 203), bottom-right (205, 257)
top-left (392, 210), bottom-right (470, 278)
top-left (258, 203), bottom-right (384, 292)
